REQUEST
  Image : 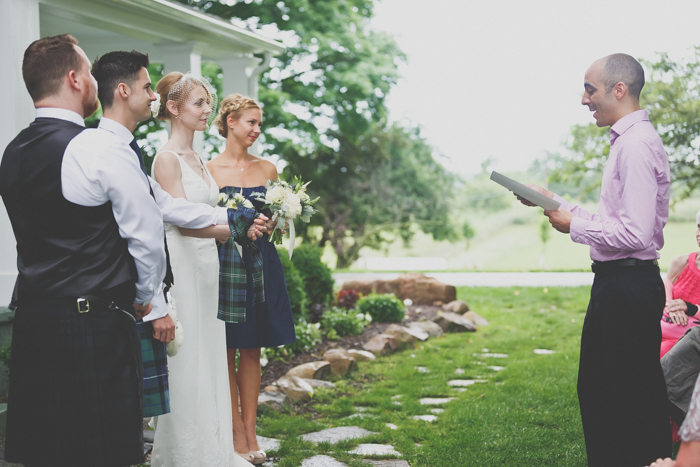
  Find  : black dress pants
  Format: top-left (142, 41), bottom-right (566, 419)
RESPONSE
top-left (578, 264), bottom-right (671, 466)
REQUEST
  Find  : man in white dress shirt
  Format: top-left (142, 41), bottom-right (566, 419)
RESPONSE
top-left (0, 34), bottom-right (156, 467)
top-left (90, 50), bottom-right (267, 418)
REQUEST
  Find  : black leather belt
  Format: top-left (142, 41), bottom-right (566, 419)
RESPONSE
top-left (591, 258), bottom-right (658, 273)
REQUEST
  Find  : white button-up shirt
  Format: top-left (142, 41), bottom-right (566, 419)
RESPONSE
top-left (52, 109), bottom-right (228, 321)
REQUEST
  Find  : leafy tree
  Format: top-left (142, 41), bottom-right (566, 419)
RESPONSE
top-left (545, 49), bottom-right (700, 202)
top-left (172, 0), bottom-right (456, 267)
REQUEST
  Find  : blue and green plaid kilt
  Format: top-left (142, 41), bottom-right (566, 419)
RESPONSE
top-left (137, 321), bottom-right (170, 417)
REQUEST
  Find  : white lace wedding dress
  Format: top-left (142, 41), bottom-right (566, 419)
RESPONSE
top-left (150, 150), bottom-right (244, 467)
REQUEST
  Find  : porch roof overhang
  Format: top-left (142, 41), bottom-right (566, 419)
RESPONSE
top-left (39, 0), bottom-right (285, 59)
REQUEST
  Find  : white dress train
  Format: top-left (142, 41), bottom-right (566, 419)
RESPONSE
top-left (149, 150), bottom-right (244, 467)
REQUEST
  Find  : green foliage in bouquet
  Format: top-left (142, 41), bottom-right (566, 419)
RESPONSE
top-left (320, 307), bottom-right (372, 339)
top-left (291, 244), bottom-right (334, 306)
top-left (356, 293), bottom-right (406, 323)
top-left (276, 247), bottom-right (307, 317)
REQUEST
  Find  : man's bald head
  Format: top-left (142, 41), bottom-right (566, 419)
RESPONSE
top-left (598, 54), bottom-right (645, 101)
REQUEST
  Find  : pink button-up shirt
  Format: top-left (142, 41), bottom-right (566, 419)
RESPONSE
top-left (554, 109), bottom-right (670, 262)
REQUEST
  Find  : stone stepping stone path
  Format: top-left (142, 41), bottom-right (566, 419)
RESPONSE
top-left (349, 444), bottom-right (401, 457)
top-left (489, 365), bottom-right (505, 371)
top-left (300, 426), bottom-right (376, 444)
top-left (475, 352), bottom-right (508, 358)
top-left (447, 379), bottom-right (487, 387)
top-left (419, 397), bottom-right (455, 405)
top-left (301, 455), bottom-right (348, 467)
top-left (413, 414), bottom-right (438, 422)
top-left (362, 461), bottom-right (411, 467)
top-left (534, 349), bottom-right (556, 354)
top-left (257, 435), bottom-right (281, 453)
top-left (430, 408), bottom-right (444, 414)
top-left (455, 368), bottom-right (465, 374)
top-left (386, 423), bottom-right (398, 430)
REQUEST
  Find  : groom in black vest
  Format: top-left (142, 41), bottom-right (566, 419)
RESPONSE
top-left (0, 34), bottom-right (159, 466)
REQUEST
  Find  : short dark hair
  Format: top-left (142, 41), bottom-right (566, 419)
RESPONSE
top-left (91, 50), bottom-right (150, 109)
top-left (602, 54), bottom-right (645, 101)
top-left (22, 34), bottom-right (82, 102)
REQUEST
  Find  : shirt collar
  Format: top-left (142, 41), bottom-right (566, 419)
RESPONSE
top-left (610, 109), bottom-right (649, 145)
top-left (98, 117), bottom-right (135, 143)
top-left (35, 107), bottom-right (85, 127)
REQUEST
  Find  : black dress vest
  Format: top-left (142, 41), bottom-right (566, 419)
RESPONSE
top-left (0, 118), bottom-right (137, 301)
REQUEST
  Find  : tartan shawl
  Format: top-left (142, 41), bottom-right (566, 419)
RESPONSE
top-left (218, 207), bottom-right (265, 323)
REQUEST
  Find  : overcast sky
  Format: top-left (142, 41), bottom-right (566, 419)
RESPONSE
top-left (370, 0), bottom-right (700, 177)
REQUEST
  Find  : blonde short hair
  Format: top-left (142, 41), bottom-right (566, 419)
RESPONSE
top-left (214, 93), bottom-right (262, 137)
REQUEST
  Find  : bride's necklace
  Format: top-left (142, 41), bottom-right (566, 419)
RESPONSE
top-left (232, 157), bottom-right (250, 172)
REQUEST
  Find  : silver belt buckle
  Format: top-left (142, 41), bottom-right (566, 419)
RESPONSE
top-left (77, 298), bottom-right (90, 313)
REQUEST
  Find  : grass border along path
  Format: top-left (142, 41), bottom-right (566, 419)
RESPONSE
top-left (255, 286), bottom-right (590, 466)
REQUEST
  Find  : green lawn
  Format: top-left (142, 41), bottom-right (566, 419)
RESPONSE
top-left (256, 286), bottom-right (590, 466)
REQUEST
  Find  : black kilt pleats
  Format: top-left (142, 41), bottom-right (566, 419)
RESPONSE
top-left (5, 299), bottom-right (144, 467)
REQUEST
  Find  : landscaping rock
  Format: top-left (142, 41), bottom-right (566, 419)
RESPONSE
top-left (301, 455), bottom-right (348, 467)
top-left (384, 324), bottom-right (419, 345)
top-left (349, 444), bottom-right (402, 457)
top-left (362, 334), bottom-right (395, 355)
top-left (257, 390), bottom-right (290, 413)
top-left (433, 311), bottom-right (477, 332)
top-left (402, 324), bottom-right (430, 341)
top-left (303, 379), bottom-right (337, 389)
top-left (286, 361), bottom-right (332, 380)
top-left (408, 320), bottom-right (443, 338)
top-left (300, 426), bottom-right (376, 444)
top-left (348, 349), bottom-right (376, 362)
top-left (362, 461), bottom-right (411, 467)
top-left (443, 299), bottom-right (469, 314)
top-left (323, 349), bottom-right (358, 376)
top-left (463, 310), bottom-right (489, 326)
top-left (341, 273), bottom-right (456, 305)
top-left (275, 375), bottom-right (314, 402)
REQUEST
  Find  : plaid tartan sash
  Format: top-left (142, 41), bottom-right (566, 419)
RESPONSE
top-left (218, 207), bottom-right (265, 323)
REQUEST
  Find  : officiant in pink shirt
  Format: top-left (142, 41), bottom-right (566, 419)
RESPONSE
top-left (523, 53), bottom-right (671, 466)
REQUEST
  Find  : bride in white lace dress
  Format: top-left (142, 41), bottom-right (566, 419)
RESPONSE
top-left (149, 73), bottom-right (253, 466)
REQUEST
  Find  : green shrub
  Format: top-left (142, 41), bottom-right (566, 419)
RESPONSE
top-left (320, 307), bottom-right (372, 338)
top-left (355, 293), bottom-right (406, 323)
top-left (277, 246), bottom-right (307, 317)
top-left (291, 244), bottom-right (334, 306)
top-left (262, 321), bottom-right (322, 361)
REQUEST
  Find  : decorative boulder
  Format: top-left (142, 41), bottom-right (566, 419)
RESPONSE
top-left (323, 349), bottom-right (358, 376)
top-left (463, 311), bottom-right (489, 326)
top-left (258, 390), bottom-right (291, 413)
top-left (348, 349), bottom-right (376, 362)
top-left (383, 324), bottom-right (421, 344)
top-left (275, 375), bottom-right (314, 402)
top-left (443, 300), bottom-right (469, 314)
top-left (286, 361), bottom-right (332, 381)
top-left (408, 320), bottom-right (444, 338)
top-left (433, 311), bottom-right (477, 332)
top-left (363, 334), bottom-right (395, 355)
top-left (341, 273), bottom-right (456, 305)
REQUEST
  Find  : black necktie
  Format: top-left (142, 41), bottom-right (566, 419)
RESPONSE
top-left (129, 139), bottom-right (174, 291)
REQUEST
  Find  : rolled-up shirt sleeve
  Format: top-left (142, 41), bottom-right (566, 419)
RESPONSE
top-left (150, 177), bottom-right (229, 227)
top-left (566, 140), bottom-right (658, 252)
top-left (93, 145), bottom-right (166, 305)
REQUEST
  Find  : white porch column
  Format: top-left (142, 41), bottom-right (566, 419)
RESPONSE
top-left (158, 42), bottom-right (204, 152)
top-left (0, 0), bottom-right (40, 305)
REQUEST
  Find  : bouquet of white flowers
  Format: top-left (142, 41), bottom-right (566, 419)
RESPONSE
top-left (251, 176), bottom-right (319, 258)
top-left (217, 190), bottom-right (254, 210)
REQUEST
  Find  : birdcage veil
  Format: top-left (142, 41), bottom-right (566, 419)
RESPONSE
top-left (161, 73), bottom-right (218, 126)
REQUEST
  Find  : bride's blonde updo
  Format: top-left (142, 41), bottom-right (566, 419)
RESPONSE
top-left (214, 93), bottom-right (262, 137)
top-left (155, 71), bottom-right (216, 121)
